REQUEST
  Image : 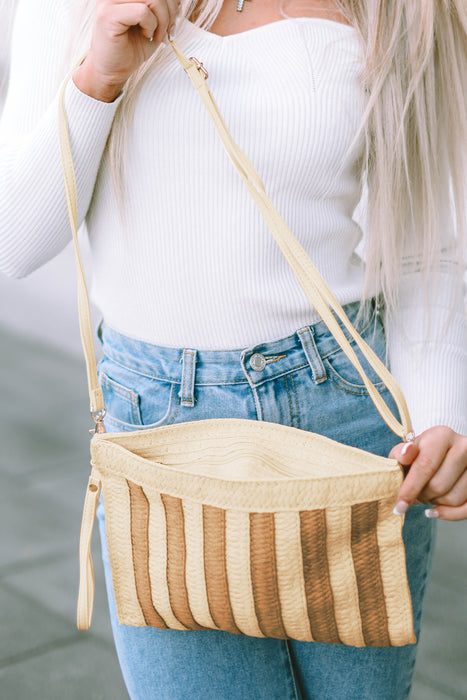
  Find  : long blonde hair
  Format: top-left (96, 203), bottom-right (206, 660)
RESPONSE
top-left (69, 0), bottom-right (467, 318)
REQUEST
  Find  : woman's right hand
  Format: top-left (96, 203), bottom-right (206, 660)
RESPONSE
top-left (73, 0), bottom-right (181, 102)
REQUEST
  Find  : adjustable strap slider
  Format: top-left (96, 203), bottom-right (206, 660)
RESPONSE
top-left (188, 56), bottom-right (209, 79)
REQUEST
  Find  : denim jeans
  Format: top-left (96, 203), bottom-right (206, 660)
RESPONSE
top-left (96, 301), bottom-right (436, 700)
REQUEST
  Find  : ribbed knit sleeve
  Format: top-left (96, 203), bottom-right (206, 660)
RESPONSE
top-left (0, 0), bottom-right (122, 278)
top-left (385, 261), bottom-right (467, 436)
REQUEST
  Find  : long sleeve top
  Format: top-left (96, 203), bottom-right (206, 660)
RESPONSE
top-left (1, 0), bottom-right (466, 435)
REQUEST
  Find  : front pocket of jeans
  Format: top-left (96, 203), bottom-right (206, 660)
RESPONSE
top-left (324, 356), bottom-right (388, 395)
top-left (99, 370), bottom-right (176, 432)
top-left (323, 320), bottom-right (388, 396)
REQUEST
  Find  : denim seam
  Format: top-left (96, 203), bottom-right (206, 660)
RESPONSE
top-left (289, 372), bottom-right (300, 429)
top-left (104, 381), bottom-right (177, 431)
top-left (100, 310), bottom-right (375, 380)
top-left (251, 385), bottom-right (264, 421)
top-left (284, 374), bottom-right (294, 428)
top-left (100, 315), bottom-right (379, 390)
top-left (312, 313), bottom-right (377, 361)
top-left (100, 374), bottom-right (139, 407)
top-left (101, 353), bottom-right (342, 387)
top-left (162, 382), bottom-right (177, 427)
top-left (100, 376), bottom-right (141, 425)
top-left (101, 354), bottom-right (252, 385)
top-left (324, 359), bottom-right (388, 395)
top-left (168, 392), bottom-right (182, 425)
top-left (101, 354), bottom-right (181, 383)
top-left (318, 312), bottom-right (379, 362)
top-left (246, 362), bottom-right (310, 388)
top-left (284, 641), bottom-right (302, 700)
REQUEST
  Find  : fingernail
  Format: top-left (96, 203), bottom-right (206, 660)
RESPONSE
top-left (401, 442), bottom-right (413, 456)
top-left (393, 500), bottom-right (410, 515)
top-left (425, 508), bottom-right (439, 519)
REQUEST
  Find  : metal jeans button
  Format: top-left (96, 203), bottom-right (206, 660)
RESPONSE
top-left (250, 353), bottom-right (267, 371)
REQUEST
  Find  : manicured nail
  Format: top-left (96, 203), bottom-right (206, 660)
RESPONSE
top-left (425, 508), bottom-right (439, 519)
top-left (401, 442), bottom-right (413, 456)
top-left (168, 17), bottom-right (181, 41)
top-left (393, 500), bottom-right (410, 515)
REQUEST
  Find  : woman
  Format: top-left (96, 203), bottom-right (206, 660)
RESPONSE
top-left (1, 0), bottom-right (466, 698)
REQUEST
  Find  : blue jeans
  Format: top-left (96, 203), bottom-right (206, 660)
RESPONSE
top-left (96, 301), bottom-right (436, 700)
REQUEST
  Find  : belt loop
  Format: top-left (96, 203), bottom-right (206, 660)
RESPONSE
top-left (180, 349), bottom-right (197, 407)
top-left (297, 326), bottom-right (327, 384)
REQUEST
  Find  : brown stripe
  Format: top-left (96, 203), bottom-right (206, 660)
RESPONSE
top-left (161, 494), bottom-right (205, 630)
top-left (300, 510), bottom-right (341, 643)
top-left (351, 501), bottom-right (390, 646)
top-left (249, 512), bottom-right (288, 639)
top-left (128, 481), bottom-right (167, 628)
top-left (203, 505), bottom-right (241, 634)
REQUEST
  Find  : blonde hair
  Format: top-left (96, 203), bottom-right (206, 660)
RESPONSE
top-left (70, 0), bottom-right (467, 317)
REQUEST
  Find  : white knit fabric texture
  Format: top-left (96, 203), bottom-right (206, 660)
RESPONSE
top-left (0, 0), bottom-right (466, 435)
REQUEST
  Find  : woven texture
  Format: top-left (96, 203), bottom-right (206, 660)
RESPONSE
top-left (65, 42), bottom-right (417, 647)
top-left (77, 419), bottom-right (416, 647)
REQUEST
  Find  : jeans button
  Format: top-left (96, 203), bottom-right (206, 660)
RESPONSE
top-left (250, 353), bottom-right (267, 371)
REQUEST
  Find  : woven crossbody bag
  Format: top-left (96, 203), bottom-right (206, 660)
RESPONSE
top-left (58, 39), bottom-right (417, 647)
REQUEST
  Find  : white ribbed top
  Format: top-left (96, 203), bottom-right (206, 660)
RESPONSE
top-left (1, 0), bottom-right (466, 435)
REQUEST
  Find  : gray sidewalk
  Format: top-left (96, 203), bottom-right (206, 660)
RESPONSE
top-left (0, 327), bottom-right (466, 700)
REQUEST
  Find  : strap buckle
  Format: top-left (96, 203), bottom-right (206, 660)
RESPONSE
top-left (188, 57), bottom-right (209, 79)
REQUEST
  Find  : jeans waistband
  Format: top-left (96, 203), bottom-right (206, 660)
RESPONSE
top-left (98, 299), bottom-right (380, 388)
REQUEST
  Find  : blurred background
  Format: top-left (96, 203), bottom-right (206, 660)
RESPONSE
top-left (1, 1), bottom-right (466, 698)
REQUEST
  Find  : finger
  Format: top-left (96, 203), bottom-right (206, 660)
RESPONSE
top-left (105, 0), bottom-right (178, 41)
top-left (109, 3), bottom-right (159, 40)
top-left (388, 440), bottom-right (419, 472)
top-left (416, 434), bottom-right (467, 505)
top-left (147, 0), bottom-right (171, 42)
top-left (427, 468), bottom-right (467, 508)
top-left (162, 0), bottom-right (181, 28)
top-left (389, 440), bottom-right (419, 513)
top-left (393, 433), bottom-right (451, 514)
top-left (166, 0), bottom-right (182, 35)
top-left (425, 501), bottom-right (467, 521)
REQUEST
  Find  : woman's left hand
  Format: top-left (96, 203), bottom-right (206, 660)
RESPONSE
top-left (389, 426), bottom-right (467, 520)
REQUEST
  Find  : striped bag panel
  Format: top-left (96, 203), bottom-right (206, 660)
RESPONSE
top-left (105, 479), bottom-right (415, 647)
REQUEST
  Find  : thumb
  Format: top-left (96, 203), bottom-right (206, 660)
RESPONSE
top-left (389, 440), bottom-right (420, 471)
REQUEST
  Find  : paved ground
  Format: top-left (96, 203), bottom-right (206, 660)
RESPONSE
top-left (0, 327), bottom-right (466, 700)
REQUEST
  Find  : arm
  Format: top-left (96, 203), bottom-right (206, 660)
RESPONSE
top-left (0, 0), bottom-right (181, 278)
top-left (387, 242), bottom-right (467, 520)
top-left (0, 0), bottom-right (122, 278)
top-left (386, 254), bottom-right (467, 437)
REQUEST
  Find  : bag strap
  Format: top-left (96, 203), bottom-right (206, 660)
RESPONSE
top-left (58, 41), bottom-right (413, 440)
top-left (58, 56), bottom-right (104, 420)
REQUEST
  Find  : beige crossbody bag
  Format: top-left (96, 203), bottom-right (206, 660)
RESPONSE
top-left (58, 40), bottom-right (416, 647)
